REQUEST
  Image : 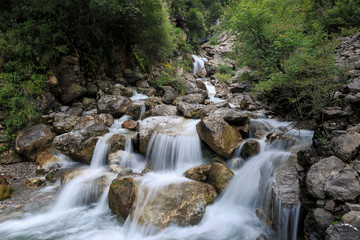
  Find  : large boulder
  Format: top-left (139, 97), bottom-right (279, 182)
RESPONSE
top-left (331, 133), bottom-right (360, 162)
top-left (306, 156), bottom-right (344, 199)
top-left (97, 95), bottom-right (130, 117)
top-left (138, 116), bottom-right (184, 154)
top-left (15, 124), bottom-right (55, 159)
top-left (208, 162), bottom-right (234, 193)
top-left (325, 224), bottom-right (360, 240)
top-left (196, 116), bottom-right (241, 158)
top-left (94, 113), bottom-right (114, 127)
top-left (108, 175), bottom-right (217, 229)
top-left (53, 124), bottom-right (109, 164)
top-left (161, 86), bottom-right (178, 104)
top-left (324, 171), bottom-right (360, 201)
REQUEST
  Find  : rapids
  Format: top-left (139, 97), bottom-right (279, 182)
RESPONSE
top-left (0, 61), bottom-right (313, 240)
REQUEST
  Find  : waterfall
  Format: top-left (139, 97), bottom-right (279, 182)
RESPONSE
top-left (0, 111), bottom-right (313, 240)
top-left (192, 55), bottom-right (208, 75)
top-left (146, 119), bottom-right (202, 172)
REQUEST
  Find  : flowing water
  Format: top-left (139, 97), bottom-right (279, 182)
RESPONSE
top-left (0, 58), bottom-right (313, 240)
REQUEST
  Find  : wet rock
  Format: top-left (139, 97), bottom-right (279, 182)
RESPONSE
top-left (34, 148), bottom-right (58, 174)
top-left (108, 175), bottom-right (217, 229)
top-left (184, 164), bottom-right (211, 182)
top-left (330, 133), bottom-right (360, 162)
top-left (342, 211), bottom-right (360, 229)
top-left (175, 93), bottom-right (205, 104)
top-left (53, 124), bottom-right (109, 164)
top-left (229, 93), bottom-right (263, 111)
top-left (196, 116), bottom-right (242, 158)
top-left (325, 224), bottom-right (360, 240)
top-left (272, 164), bottom-right (299, 207)
top-left (241, 140), bottom-right (260, 158)
top-left (138, 116), bottom-right (184, 154)
top-left (148, 104), bottom-right (178, 117)
top-left (208, 162), bottom-right (234, 193)
top-left (15, 124), bottom-right (55, 159)
top-left (122, 120), bottom-right (137, 130)
top-left (107, 132), bottom-right (138, 153)
top-left (256, 208), bottom-right (274, 226)
top-left (324, 171), bottom-right (360, 201)
top-left (161, 86), bottom-right (178, 104)
top-left (177, 102), bottom-right (217, 119)
top-left (267, 133), bottom-right (296, 150)
top-left (110, 84), bottom-right (133, 97)
top-left (306, 156), bottom-right (344, 199)
top-left (62, 83), bottom-right (86, 104)
top-left (0, 176), bottom-right (13, 200)
top-left (126, 102), bottom-right (143, 119)
top-left (211, 108), bottom-right (251, 126)
top-left (94, 113), bottom-right (114, 127)
top-left (108, 175), bottom-right (141, 221)
top-left (53, 113), bottom-right (80, 133)
top-left (97, 95), bottom-right (130, 117)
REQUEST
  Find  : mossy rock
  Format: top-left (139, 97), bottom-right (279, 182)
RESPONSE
top-left (0, 185), bottom-right (13, 200)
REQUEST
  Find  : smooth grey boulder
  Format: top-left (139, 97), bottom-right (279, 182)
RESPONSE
top-left (306, 156), bottom-right (344, 199)
top-left (241, 140), bottom-right (260, 158)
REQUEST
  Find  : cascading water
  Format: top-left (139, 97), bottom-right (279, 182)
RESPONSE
top-left (192, 55), bottom-right (208, 75)
top-left (0, 109), bottom-right (313, 240)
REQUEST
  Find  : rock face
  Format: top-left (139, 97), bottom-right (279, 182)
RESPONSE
top-left (97, 95), bottom-right (130, 117)
top-left (53, 124), bottom-right (109, 164)
top-left (325, 224), bottom-right (360, 240)
top-left (208, 162), bottom-right (234, 193)
top-left (331, 133), bottom-right (360, 162)
top-left (108, 175), bottom-right (217, 229)
top-left (306, 156), bottom-right (344, 199)
top-left (196, 116), bottom-right (241, 158)
top-left (15, 124), bottom-right (55, 159)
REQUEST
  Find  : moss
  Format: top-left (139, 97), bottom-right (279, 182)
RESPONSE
top-left (0, 185), bottom-right (13, 200)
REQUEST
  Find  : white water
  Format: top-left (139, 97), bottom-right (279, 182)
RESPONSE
top-left (192, 55), bottom-right (208, 75)
top-left (0, 111), bottom-right (313, 240)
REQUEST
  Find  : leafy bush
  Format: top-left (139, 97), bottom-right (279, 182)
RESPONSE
top-left (224, 0), bottom-right (345, 119)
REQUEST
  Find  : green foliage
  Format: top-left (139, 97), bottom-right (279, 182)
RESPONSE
top-left (0, 0), bottom-right (177, 142)
top-left (224, 0), bottom-right (346, 120)
top-left (214, 72), bottom-right (231, 84)
top-left (217, 64), bottom-right (233, 75)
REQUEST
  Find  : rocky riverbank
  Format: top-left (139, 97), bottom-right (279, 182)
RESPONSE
top-left (1, 32), bottom-right (360, 239)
